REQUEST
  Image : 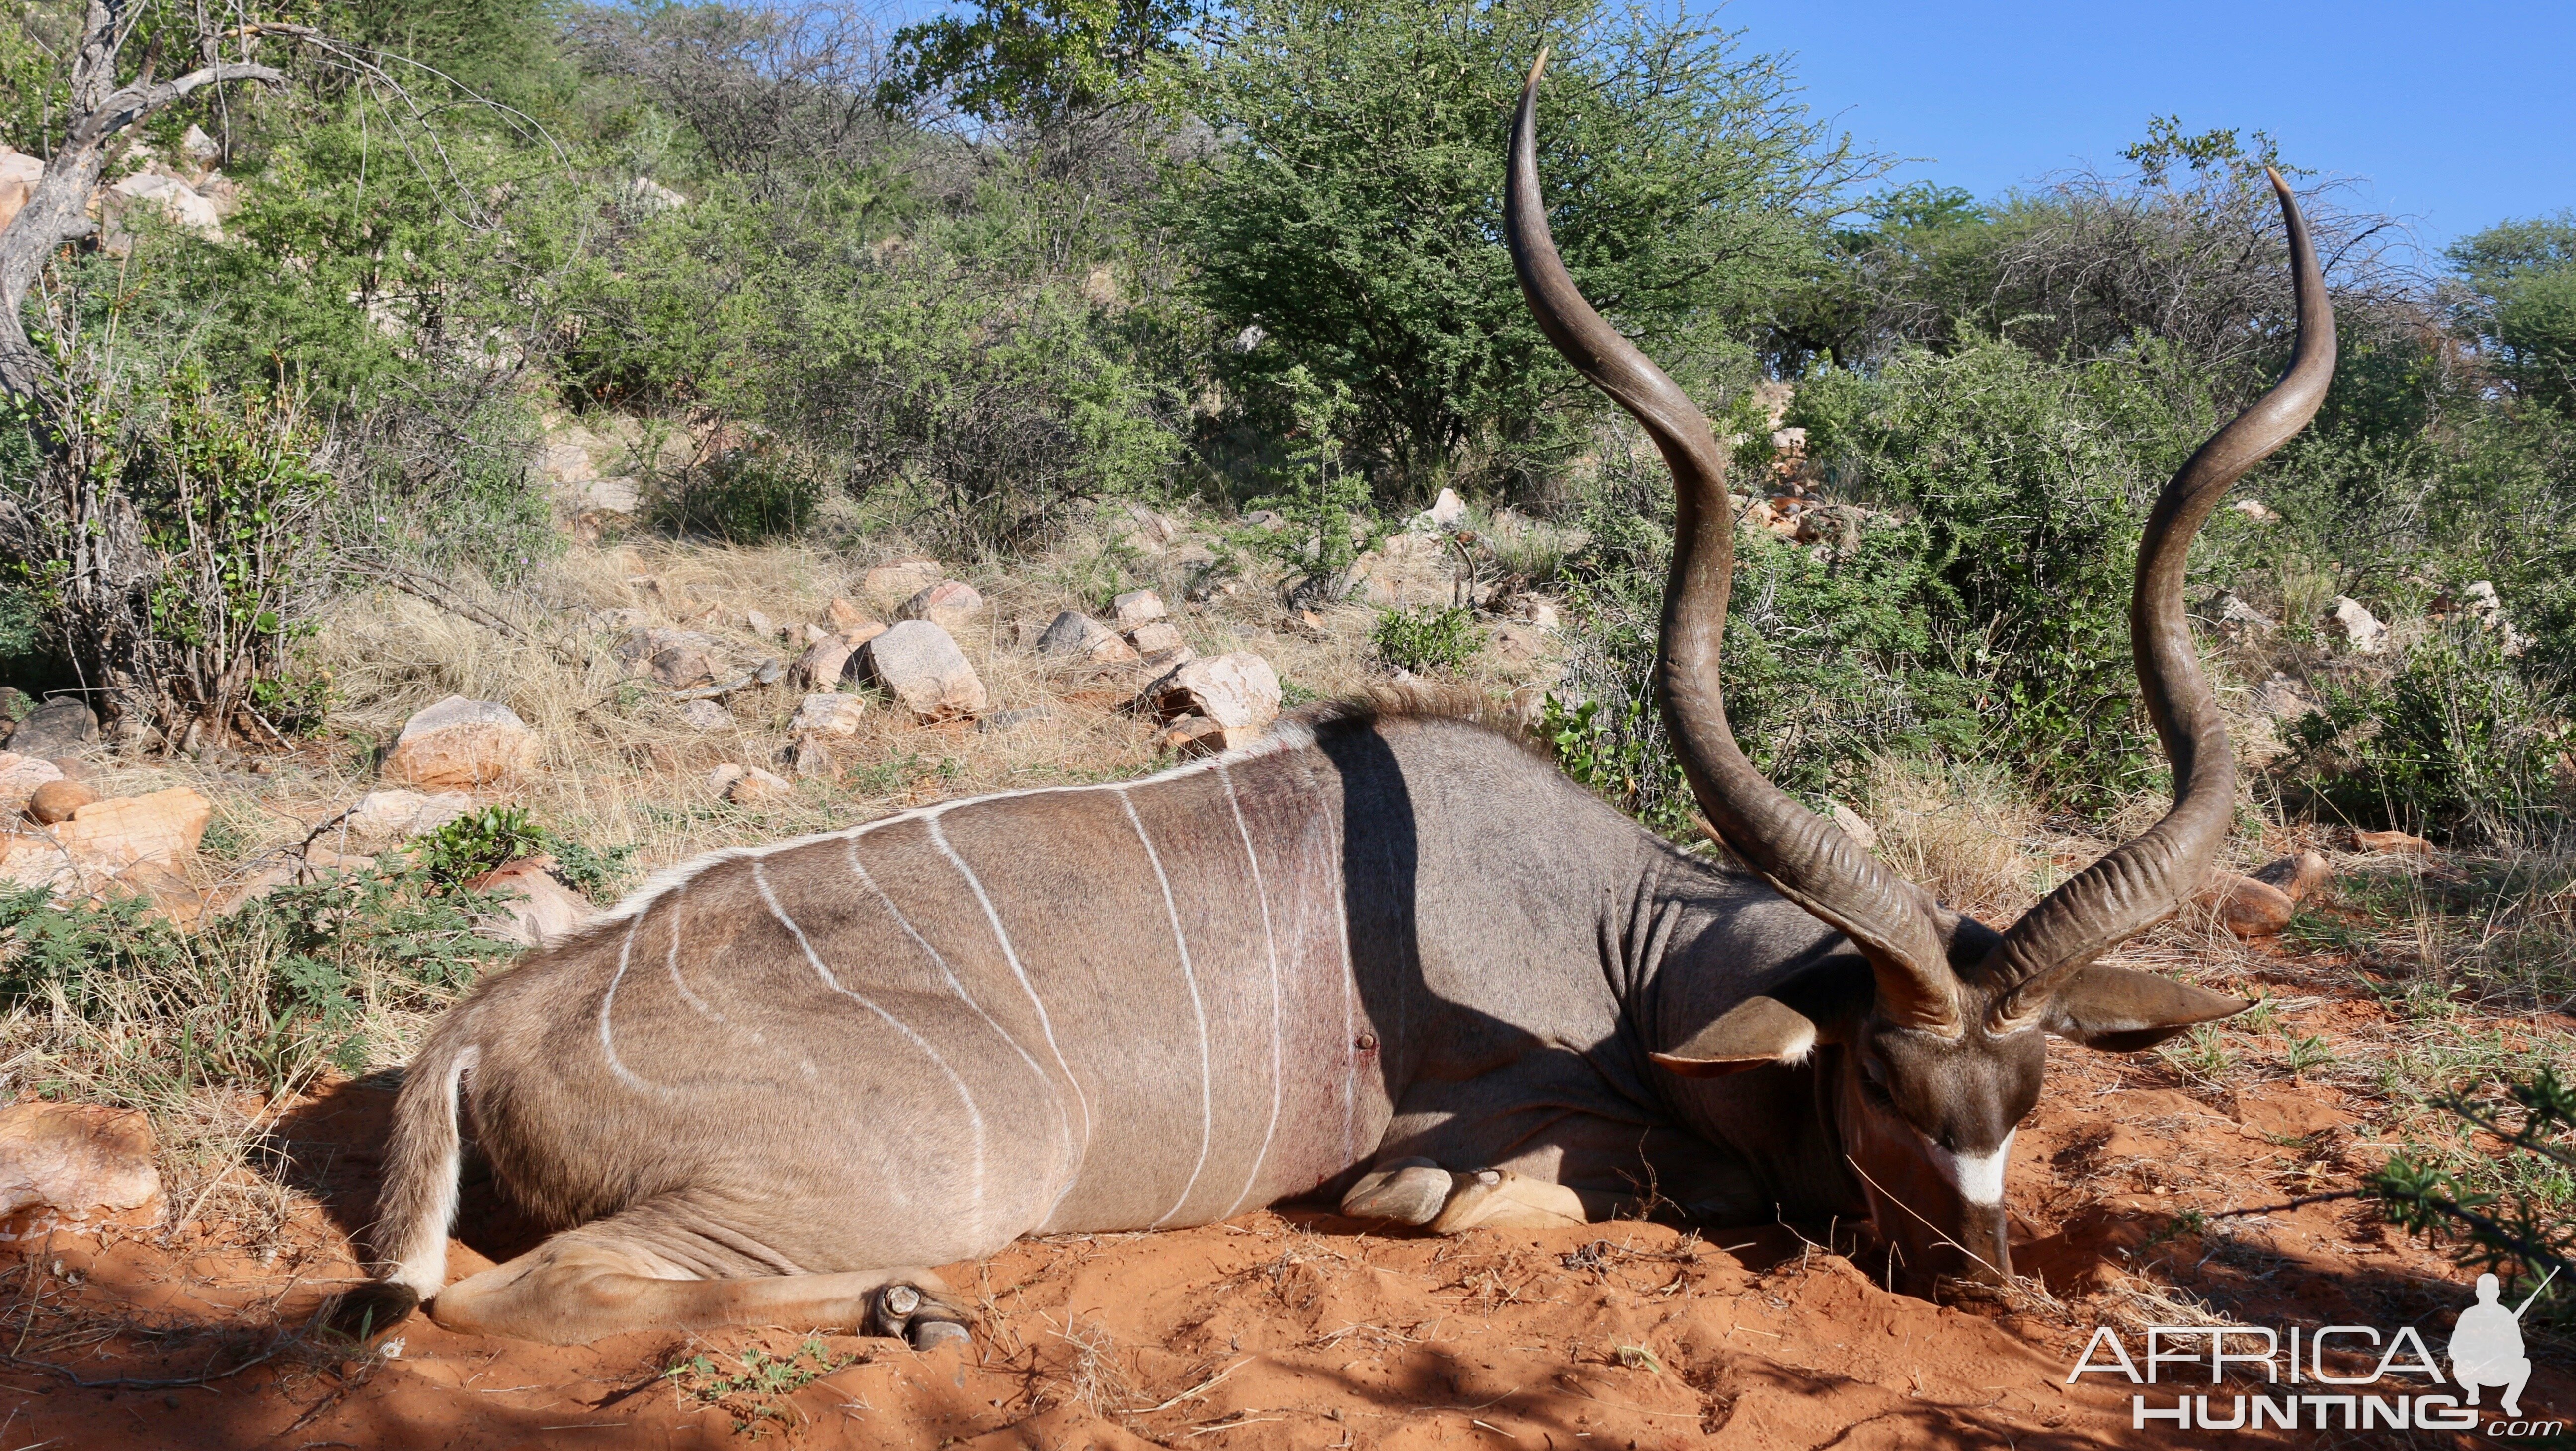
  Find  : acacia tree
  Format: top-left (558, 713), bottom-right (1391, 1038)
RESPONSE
top-left (1163, 0), bottom-right (1856, 498)
top-left (0, 0), bottom-right (287, 745)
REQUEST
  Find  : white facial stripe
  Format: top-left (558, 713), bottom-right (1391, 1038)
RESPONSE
top-left (1923, 1127), bottom-right (2015, 1206)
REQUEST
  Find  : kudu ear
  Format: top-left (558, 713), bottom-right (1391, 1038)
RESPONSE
top-left (1650, 962), bottom-right (1872, 1077)
top-left (2042, 963), bottom-right (2249, 1052)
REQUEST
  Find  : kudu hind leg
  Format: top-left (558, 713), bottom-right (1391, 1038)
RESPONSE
top-left (426, 1206), bottom-right (967, 1347)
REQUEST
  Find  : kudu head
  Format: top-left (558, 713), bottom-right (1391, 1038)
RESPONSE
top-left (1507, 53), bottom-right (2334, 1292)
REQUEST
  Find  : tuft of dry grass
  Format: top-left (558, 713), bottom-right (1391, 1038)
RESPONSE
top-left (1862, 755), bottom-right (2048, 917)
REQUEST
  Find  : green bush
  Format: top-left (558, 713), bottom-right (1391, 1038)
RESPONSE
top-left (413, 804), bottom-right (550, 886)
top-left (1372, 604), bottom-right (1483, 673)
top-left (0, 871), bottom-right (512, 1093)
top-left (2370, 1067), bottom-right (2573, 1327)
top-left (2285, 625), bottom-right (2572, 840)
top-left (1164, 0), bottom-right (1846, 496)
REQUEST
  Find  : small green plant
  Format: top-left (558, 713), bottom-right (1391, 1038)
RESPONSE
top-left (411, 804), bottom-right (548, 887)
top-left (1241, 368), bottom-right (1376, 593)
top-left (1372, 604), bottom-right (1483, 673)
top-left (1542, 692), bottom-right (1695, 840)
top-left (2282, 1030), bottom-right (2335, 1075)
top-left (2370, 1067), bottom-right (2574, 1328)
top-left (2163, 1023), bottom-right (2236, 1085)
top-left (547, 836), bottom-right (640, 901)
top-left (663, 1338), bottom-right (854, 1436)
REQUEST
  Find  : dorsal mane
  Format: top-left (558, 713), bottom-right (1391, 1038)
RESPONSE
top-left (1283, 683), bottom-right (1551, 762)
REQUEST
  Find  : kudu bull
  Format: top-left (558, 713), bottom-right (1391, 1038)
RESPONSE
top-left (335, 56), bottom-right (2334, 1347)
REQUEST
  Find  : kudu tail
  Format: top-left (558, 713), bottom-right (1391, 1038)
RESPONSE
top-left (325, 1032), bottom-right (480, 1338)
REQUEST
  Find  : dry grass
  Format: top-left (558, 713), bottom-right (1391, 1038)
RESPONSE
top-left (1862, 755), bottom-right (2048, 917)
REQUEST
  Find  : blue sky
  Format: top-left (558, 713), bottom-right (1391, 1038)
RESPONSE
top-left (1709, 0), bottom-right (2575, 258)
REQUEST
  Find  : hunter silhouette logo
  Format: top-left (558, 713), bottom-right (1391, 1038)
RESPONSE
top-left (2069, 1266), bottom-right (2558, 1433)
top-left (2452, 1269), bottom-right (2551, 1419)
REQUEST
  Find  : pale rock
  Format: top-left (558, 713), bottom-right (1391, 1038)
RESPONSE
top-left (386, 696), bottom-right (540, 787)
top-left (1770, 426), bottom-right (1808, 453)
top-left (2201, 871), bottom-right (2297, 938)
top-left (898, 580), bottom-right (988, 633)
top-left (1515, 597), bottom-right (1561, 631)
top-left (108, 168), bottom-right (223, 237)
top-left (861, 561), bottom-right (943, 611)
top-left (863, 621), bottom-right (988, 721)
top-left (1489, 624), bottom-right (1544, 663)
top-left (2254, 674), bottom-right (2319, 721)
top-left (570, 476), bottom-right (641, 515)
top-left (1162, 715), bottom-right (1258, 757)
top-left (2252, 850), bottom-right (2333, 903)
top-left (825, 597), bottom-right (875, 632)
top-left (0, 146), bottom-right (41, 234)
top-left (26, 778), bottom-right (93, 824)
top-left (649, 642), bottom-right (718, 689)
top-left (798, 622), bottom-right (833, 646)
top-left (788, 734), bottom-right (832, 779)
top-left (2210, 590), bottom-right (2276, 635)
top-left (627, 176), bottom-right (688, 211)
top-left (52, 788), bottom-right (211, 870)
top-left (2355, 828), bottom-right (2433, 855)
top-left (180, 124), bottom-right (221, 169)
top-left (1425, 488), bottom-right (1468, 528)
top-left (791, 636), bottom-right (859, 691)
top-left (2231, 498), bottom-right (2281, 524)
top-left (338, 789), bottom-right (472, 852)
top-left (7, 698), bottom-right (99, 758)
top-left (790, 692), bottom-right (869, 739)
top-left (679, 699), bottom-right (730, 731)
top-left (706, 763), bottom-right (747, 797)
top-left (1145, 653), bottom-right (1281, 732)
top-left (1118, 502), bottom-right (1179, 552)
top-left (1035, 611), bottom-right (1138, 663)
top-left (466, 859), bottom-right (595, 949)
top-left (1110, 589), bottom-right (1168, 627)
top-left (1830, 803), bottom-right (1879, 852)
top-left (2324, 596), bottom-right (2386, 654)
top-left (1127, 621), bottom-right (1187, 658)
top-left (0, 1102), bottom-right (161, 1239)
top-left (0, 753), bottom-right (66, 816)
top-left (724, 765), bottom-right (794, 805)
top-left (539, 439), bottom-right (597, 484)
top-left (2461, 580), bottom-right (2529, 655)
top-left (1241, 509), bottom-right (1286, 530)
top-left (790, 625), bottom-right (885, 690)
top-left (744, 608), bottom-right (777, 639)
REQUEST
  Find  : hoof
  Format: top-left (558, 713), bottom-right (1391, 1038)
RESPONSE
top-left (907, 1317), bottom-right (971, 1351)
top-left (868, 1281), bottom-right (971, 1349)
top-left (1427, 1168), bottom-right (1587, 1233)
top-left (317, 1280), bottom-right (420, 1342)
top-left (1340, 1158), bottom-right (1452, 1225)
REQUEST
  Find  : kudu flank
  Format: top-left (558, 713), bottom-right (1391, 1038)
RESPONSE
top-left (333, 56), bottom-right (2333, 1344)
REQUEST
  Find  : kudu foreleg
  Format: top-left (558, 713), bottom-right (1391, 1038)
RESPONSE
top-left (424, 1205), bottom-right (969, 1347)
top-left (1340, 1158), bottom-right (1593, 1232)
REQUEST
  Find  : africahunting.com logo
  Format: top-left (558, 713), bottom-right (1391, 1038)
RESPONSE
top-left (2067, 1270), bottom-right (2559, 1436)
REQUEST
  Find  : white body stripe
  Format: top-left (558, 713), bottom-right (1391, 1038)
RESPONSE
top-left (927, 817), bottom-right (1095, 1167)
top-left (754, 862), bottom-right (987, 1228)
top-left (1216, 764), bottom-right (1284, 1219)
top-left (598, 916), bottom-right (672, 1097)
top-left (1924, 1127), bottom-right (2016, 1207)
top-left (849, 840), bottom-right (1073, 1222)
top-left (1122, 788), bottom-right (1213, 1228)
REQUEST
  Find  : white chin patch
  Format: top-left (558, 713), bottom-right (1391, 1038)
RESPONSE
top-left (1924, 1128), bottom-right (2014, 1207)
